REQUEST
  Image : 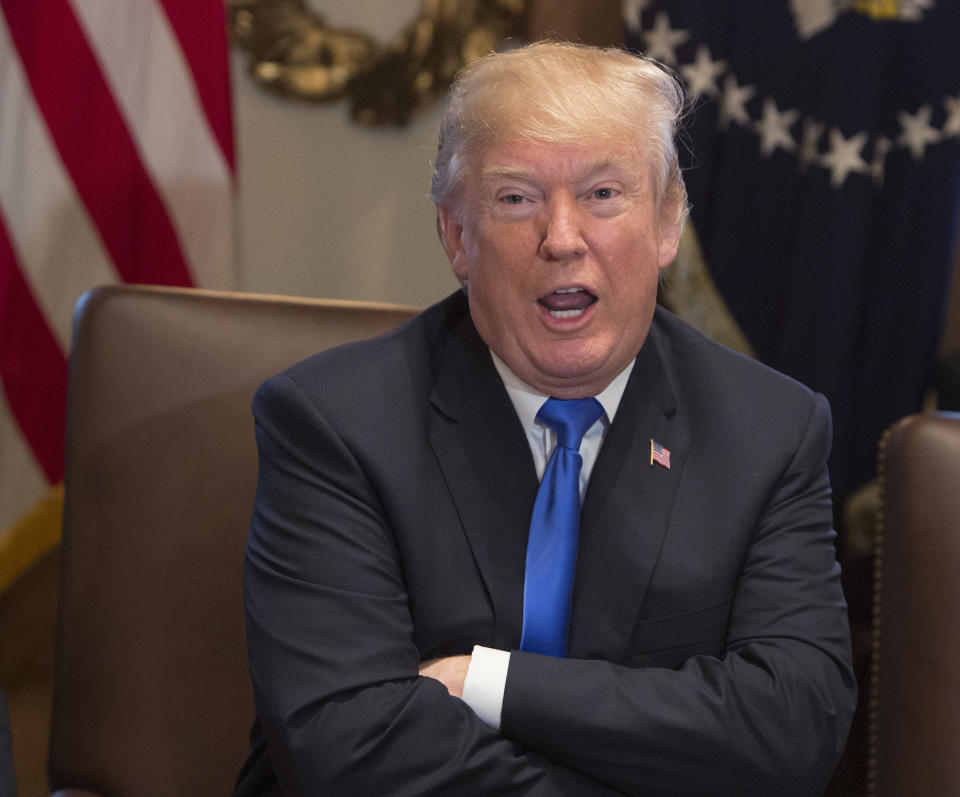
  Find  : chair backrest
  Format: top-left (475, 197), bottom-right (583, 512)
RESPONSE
top-left (49, 285), bottom-right (418, 797)
top-left (869, 411), bottom-right (960, 796)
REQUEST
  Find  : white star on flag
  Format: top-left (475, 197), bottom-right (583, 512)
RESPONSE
top-left (820, 128), bottom-right (869, 188)
top-left (941, 94), bottom-right (960, 138)
top-left (755, 98), bottom-right (800, 156)
top-left (897, 103), bottom-right (941, 160)
top-left (870, 136), bottom-right (893, 187)
top-left (622, 0), bottom-right (652, 29)
top-left (718, 73), bottom-right (755, 131)
top-left (798, 118), bottom-right (825, 171)
top-left (900, 0), bottom-right (936, 21)
top-left (641, 11), bottom-right (689, 65)
top-left (680, 45), bottom-right (726, 99)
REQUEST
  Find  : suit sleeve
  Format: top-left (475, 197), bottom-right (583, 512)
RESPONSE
top-left (243, 374), bottom-right (622, 796)
top-left (500, 392), bottom-right (857, 796)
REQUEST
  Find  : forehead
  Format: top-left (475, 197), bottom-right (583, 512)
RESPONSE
top-left (473, 136), bottom-right (649, 188)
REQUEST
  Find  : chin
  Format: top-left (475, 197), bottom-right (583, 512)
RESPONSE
top-left (539, 343), bottom-right (609, 376)
top-left (534, 357), bottom-right (607, 389)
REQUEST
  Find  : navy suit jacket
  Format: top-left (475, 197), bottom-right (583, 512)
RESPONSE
top-left (237, 291), bottom-right (856, 796)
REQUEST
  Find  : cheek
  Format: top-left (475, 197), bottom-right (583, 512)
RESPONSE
top-left (470, 235), bottom-right (522, 286)
top-left (451, 225), bottom-right (484, 281)
top-left (470, 266), bottom-right (530, 334)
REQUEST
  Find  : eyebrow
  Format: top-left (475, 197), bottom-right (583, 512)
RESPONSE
top-left (480, 166), bottom-right (535, 181)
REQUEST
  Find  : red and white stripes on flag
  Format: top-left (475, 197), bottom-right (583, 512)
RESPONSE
top-left (0, 0), bottom-right (235, 552)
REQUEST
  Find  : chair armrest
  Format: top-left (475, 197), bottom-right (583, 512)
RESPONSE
top-left (51, 790), bottom-right (104, 796)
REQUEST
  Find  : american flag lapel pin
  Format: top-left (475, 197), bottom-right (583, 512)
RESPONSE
top-left (650, 439), bottom-right (671, 469)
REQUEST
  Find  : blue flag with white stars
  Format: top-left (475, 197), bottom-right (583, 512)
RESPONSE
top-left (626, 0), bottom-right (960, 500)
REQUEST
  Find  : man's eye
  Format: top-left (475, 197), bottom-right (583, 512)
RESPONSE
top-left (593, 188), bottom-right (616, 200)
top-left (501, 194), bottom-right (525, 204)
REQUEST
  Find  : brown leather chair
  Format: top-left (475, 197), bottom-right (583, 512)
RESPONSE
top-left (49, 285), bottom-right (417, 797)
top-left (1, 689), bottom-right (15, 796)
top-left (869, 411), bottom-right (960, 796)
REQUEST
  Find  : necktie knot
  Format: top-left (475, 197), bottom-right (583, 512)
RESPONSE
top-left (537, 397), bottom-right (604, 451)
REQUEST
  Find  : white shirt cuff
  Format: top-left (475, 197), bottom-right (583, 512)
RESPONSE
top-left (460, 645), bottom-right (509, 730)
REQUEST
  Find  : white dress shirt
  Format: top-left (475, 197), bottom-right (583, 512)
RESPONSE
top-left (459, 352), bottom-right (634, 729)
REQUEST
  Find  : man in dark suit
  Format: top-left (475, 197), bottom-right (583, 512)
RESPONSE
top-left (237, 42), bottom-right (856, 796)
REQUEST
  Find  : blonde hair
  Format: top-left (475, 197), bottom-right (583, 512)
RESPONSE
top-left (431, 41), bottom-right (689, 229)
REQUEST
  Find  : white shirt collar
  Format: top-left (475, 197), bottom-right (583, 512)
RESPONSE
top-left (489, 351), bottom-right (635, 432)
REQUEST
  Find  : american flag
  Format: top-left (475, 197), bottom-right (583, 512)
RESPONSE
top-left (650, 439), bottom-right (671, 469)
top-left (0, 0), bottom-right (235, 589)
top-left (627, 2), bottom-right (960, 499)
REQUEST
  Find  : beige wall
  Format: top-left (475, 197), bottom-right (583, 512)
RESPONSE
top-left (232, 0), bottom-right (459, 307)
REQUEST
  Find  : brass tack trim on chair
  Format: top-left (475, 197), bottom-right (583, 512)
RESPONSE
top-left (866, 426), bottom-right (891, 797)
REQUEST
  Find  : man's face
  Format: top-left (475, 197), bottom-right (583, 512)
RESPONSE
top-left (439, 136), bottom-right (681, 398)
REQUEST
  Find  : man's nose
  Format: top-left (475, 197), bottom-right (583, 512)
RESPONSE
top-left (538, 195), bottom-right (587, 261)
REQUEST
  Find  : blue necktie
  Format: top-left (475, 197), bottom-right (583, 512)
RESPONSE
top-left (520, 397), bottom-right (604, 657)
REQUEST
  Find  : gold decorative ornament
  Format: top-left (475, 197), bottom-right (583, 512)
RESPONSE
top-left (228, 0), bottom-right (528, 126)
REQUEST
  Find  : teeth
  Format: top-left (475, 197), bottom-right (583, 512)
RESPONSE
top-left (549, 308), bottom-right (585, 319)
top-left (554, 287), bottom-right (582, 294)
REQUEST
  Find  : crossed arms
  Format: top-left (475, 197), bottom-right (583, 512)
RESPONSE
top-left (243, 354), bottom-right (855, 796)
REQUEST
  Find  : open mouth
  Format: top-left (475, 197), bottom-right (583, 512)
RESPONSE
top-left (537, 287), bottom-right (597, 319)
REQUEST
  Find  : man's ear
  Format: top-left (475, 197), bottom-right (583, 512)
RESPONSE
top-left (657, 216), bottom-right (683, 271)
top-left (438, 204), bottom-right (468, 282)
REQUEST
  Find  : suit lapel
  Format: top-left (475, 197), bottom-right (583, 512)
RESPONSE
top-left (427, 309), bottom-right (537, 649)
top-left (568, 324), bottom-right (689, 661)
